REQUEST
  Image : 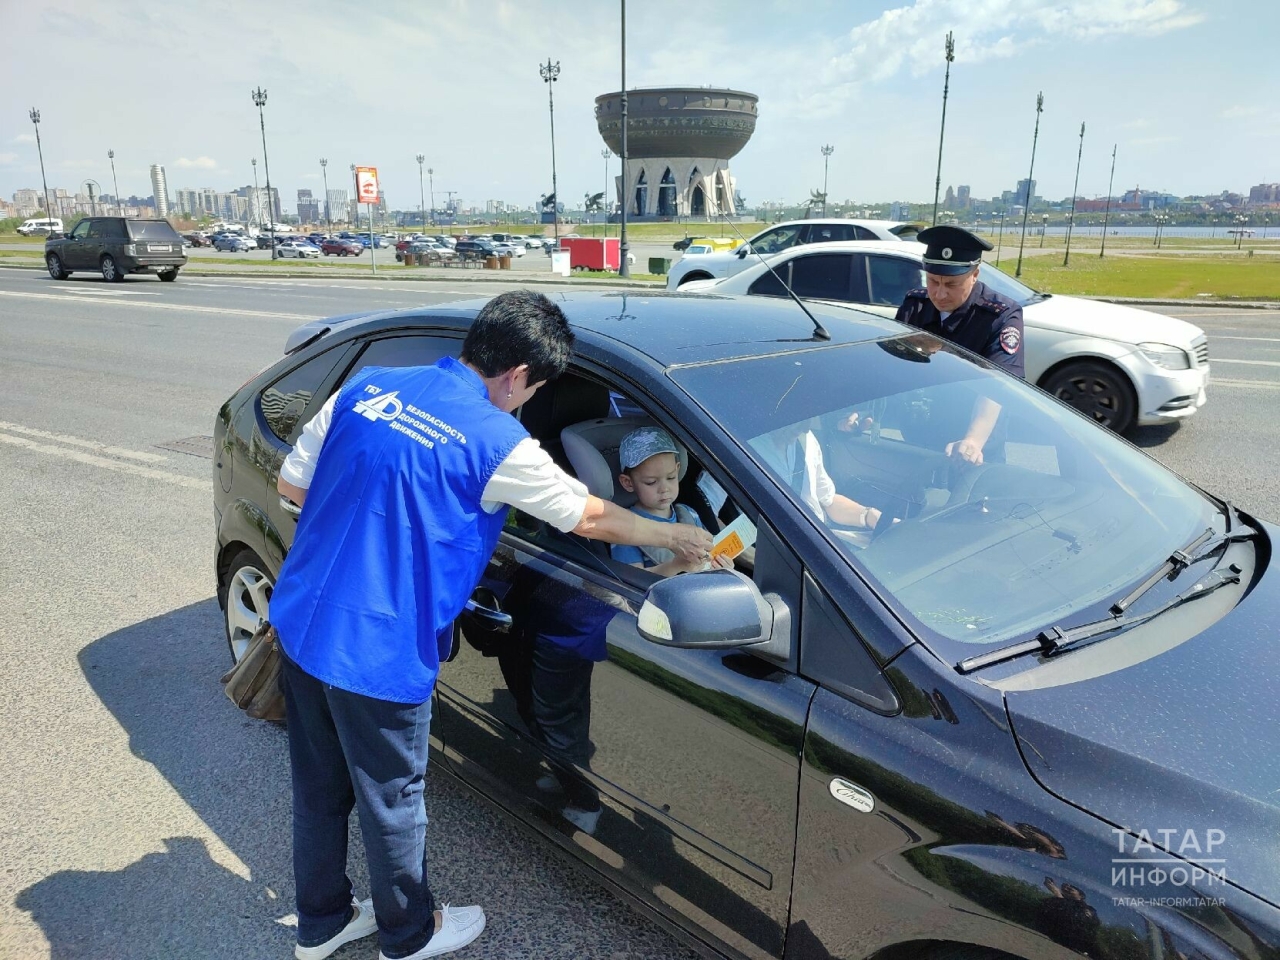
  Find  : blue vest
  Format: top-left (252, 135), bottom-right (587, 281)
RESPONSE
top-left (271, 357), bottom-right (528, 703)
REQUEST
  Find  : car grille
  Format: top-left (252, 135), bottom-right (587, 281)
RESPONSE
top-left (1193, 337), bottom-right (1209, 367)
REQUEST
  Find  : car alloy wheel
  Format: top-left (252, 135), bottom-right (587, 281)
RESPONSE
top-left (100, 255), bottom-right (123, 282)
top-left (46, 253), bottom-right (67, 280)
top-left (1042, 360), bottom-right (1137, 434)
top-left (221, 548), bottom-right (274, 663)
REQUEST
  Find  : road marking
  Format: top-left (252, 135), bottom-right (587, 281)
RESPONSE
top-left (0, 432), bottom-right (208, 490)
top-left (38, 286), bottom-right (161, 296)
top-left (1211, 378), bottom-right (1280, 390)
top-left (0, 421), bottom-right (170, 462)
top-left (1208, 335), bottom-right (1280, 343)
top-left (1210, 358), bottom-right (1280, 367)
top-left (0, 289), bottom-right (312, 320)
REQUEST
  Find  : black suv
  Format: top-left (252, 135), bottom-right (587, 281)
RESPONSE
top-left (45, 217), bottom-right (187, 282)
top-left (453, 239), bottom-right (498, 261)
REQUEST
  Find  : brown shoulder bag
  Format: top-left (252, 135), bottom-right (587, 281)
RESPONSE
top-left (220, 622), bottom-right (286, 722)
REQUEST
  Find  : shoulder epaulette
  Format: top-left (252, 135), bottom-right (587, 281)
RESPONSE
top-left (905, 287), bottom-right (929, 299)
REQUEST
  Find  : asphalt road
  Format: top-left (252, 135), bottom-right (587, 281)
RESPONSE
top-left (1, 268), bottom-right (1277, 959)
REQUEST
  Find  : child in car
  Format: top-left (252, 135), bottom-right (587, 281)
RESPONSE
top-left (609, 426), bottom-right (735, 577)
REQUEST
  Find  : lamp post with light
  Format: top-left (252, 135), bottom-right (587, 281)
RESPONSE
top-left (1015, 92), bottom-right (1044, 279)
top-left (108, 149), bottom-right (121, 216)
top-left (319, 158), bottom-right (331, 234)
top-left (416, 154), bottom-right (426, 230)
top-left (28, 109), bottom-right (55, 228)
top-left (539, 59), bottom-right (561, 245)
top-left (821, 144), bottom-right (834, 217)
top-left (251, 87), bottom-right (277, 258)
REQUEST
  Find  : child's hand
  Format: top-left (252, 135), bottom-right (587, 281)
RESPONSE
top-left (710, 552), bottom-right (735, 570)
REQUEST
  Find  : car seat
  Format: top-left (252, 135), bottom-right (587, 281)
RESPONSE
top-left (560, 416), bottom-right (688, 508)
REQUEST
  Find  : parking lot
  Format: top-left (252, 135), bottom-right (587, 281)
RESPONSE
top-left (0, 268), bottom-right (1277, 958)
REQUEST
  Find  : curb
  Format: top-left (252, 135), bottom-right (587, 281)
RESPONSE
top-left (1085, 296), bottom-right (1280, 310)
top-left (0, 259), bottom-right (664, 288)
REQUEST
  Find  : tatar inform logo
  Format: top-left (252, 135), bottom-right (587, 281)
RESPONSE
top-left (354, 390), bottom-right (403, 422)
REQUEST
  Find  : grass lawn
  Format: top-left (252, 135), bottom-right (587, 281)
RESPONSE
top-left (1013, 254), bottom-right (1280, 300)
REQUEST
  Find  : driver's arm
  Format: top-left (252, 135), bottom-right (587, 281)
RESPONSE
top-left (826, 495), bottom-right (882, 529)
top-left (946, 397), bottom-right (1001, 465)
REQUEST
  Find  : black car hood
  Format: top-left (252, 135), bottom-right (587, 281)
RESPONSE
top-left (1005, 526), bottom-right (1280, 908)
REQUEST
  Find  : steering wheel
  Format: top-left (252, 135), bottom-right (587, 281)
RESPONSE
top-left (871, 457), bottom-right (992, 542)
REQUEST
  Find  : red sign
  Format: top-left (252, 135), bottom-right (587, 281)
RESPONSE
top-left (355, 166), bottom-right (380, 204)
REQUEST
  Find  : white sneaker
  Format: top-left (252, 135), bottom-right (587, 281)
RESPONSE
top-left (562, 804), bottom-right (602, 835)
top-left (295, 898), bottom-right (377, 960)
top-left (380, 904), bottom-right (486, 959)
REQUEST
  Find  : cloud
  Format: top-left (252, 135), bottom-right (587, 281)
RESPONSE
top-left (13, 133), bottom-right (36, 143)
top-left (175, 156), bottom-right (217, 169)
top-left (0, 152), bottom-right (18, 165)
top-left (1223, 105), bottom-right (1263, 119)
top-left (58, 159), bottom-right (98, 169)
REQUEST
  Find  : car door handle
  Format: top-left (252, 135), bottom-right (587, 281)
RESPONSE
top-left (278, 495), bottom-right (302, 519)
top-left (464, 598), bottom-right (513, 631)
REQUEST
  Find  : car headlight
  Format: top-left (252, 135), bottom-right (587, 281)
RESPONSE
top-left (1138, 342), bottom-right (1191, 370)
top-left (124, 244), bottom-right (137, 257)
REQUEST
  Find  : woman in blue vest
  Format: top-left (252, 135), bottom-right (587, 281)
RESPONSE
top-left (271, 290), bottom-right (713, 960)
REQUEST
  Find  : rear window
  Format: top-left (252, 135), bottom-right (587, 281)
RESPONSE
top-left (126, 220), bottom-right (181, 241)
top-left (889, 224), bottom-right (920, 240)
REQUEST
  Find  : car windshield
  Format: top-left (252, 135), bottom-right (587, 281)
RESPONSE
top-left (673, 336), bottom-right (1216, 651)
top-left (126, 220), bottom-right (181, 241)
top-left (977, 263), bottom-right (1040, 306)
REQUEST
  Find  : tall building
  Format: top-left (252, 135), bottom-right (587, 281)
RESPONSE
top-left (150, 164), bottom-right (170, 218)
top-left (297, 189), bottom-right (320, 223)
top-left (944, 185), bottom-right (956, 208)
top-left (1016, 178), bottom-right (1036, 208)
top-left (1249, 183), bottom-right (1280, 204)
top-left (13, 189), bottom-right (42, 216)
top-left (957, 185), bottom-right (971, 209)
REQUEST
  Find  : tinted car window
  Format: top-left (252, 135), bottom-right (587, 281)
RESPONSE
top-left (673, 340), bottom-right (1216, 654)
top-left (260, 348), bottom-right (347, 443)
top-left (789, 254), bottom-right (852, 300)
top-left (748, 266), bottom-right (789, 298)
top-left (866, 255), bottom-right (924, 306)
top-left (87, 220), bottom-right (108, 239)
top-left (70, 221), bottom-right (91, 240)
top-left (806, 223), bottom-right (857, 243)
top-left (749, 226), bottom-right (803, 254)
top-left (126, 220), bottom-right (182, 241)
top-left (342, 336), bottom-right (456, 383)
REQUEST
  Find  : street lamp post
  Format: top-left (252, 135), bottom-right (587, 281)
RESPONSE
top-left (319, 158), bottom-right (331, 235)
top-left (1040, 214), bottom-right (1048, 248)
top-left (995, 212), bottom-right (1005, 267)
top-left (1015, 91), bottom-right (1044, 279)
top-left (28, 109), bottom-right (55, 230)
top-left (427, 168), bottom-right (435, 226)
top-left (1064, 121), bottom-right (1084, 266)
top-left (1099, 143), bottom-right (1117, 259)
top-left (539, 58), bottom-right (561, 245)
top-left (1236, 214), bottom-right (1247, 249)
top-left (619, 0), bottom-right (630, 277)
top-left (108, 149), bottom-right (121, 216)
top-left (83, 180), bottom-right (102, 218)
top-left (416, 154), bottom-right (426, 230)
top-left (251, 158), bottom-right (259, 230)
top-left (820, 144), bottom-right (834, 217)
top-left (251, 87), bottom-right (277, 259)
top-left (601, 148), bottom-right (611, 234)
top-left (932, 30), bottom-right (955, 227)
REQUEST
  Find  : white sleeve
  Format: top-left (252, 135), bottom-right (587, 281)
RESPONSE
top-left (279, 391), bottom-right (337, 489)
top-left (806, 434), bottom-right (837, 507)
top-left (481, 437), bottom-right (591, 533)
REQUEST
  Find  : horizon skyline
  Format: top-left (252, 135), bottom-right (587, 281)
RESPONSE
top-left (4, 1), bottom-right (1275, 213)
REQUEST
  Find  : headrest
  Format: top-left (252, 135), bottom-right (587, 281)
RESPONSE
top-left (518, 375), bottom-right (612, 442)
top-left (561, 417), bottom-right (688, 507)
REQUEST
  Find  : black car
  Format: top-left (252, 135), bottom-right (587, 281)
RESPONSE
top-left (454, 239), bottom-right (498, 261)
top-left (214, 293), bottom-right (1279, 960)
top-left (45, 217), bottom-right (187, 282)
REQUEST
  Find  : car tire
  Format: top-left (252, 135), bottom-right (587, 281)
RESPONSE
top-left (100, 254), bottom-right (124, 282)
top-left (218, 546), bottom-right (274, 664)
top-left (46, 253), bottom-right (68, 280)
top-left (159, 267), bottom-right (179, 282)
top-left (1040, 359), bottom-right (1137, 434)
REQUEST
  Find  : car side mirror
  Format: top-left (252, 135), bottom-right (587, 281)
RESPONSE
top-left (736, 245), bottom-right (751, 258)
top-left (637, 569), bottom-right (790, 658)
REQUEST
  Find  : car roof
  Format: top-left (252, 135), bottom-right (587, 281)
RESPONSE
top-left (762, 218), bottom-right (914, 231)
top-left (293, 291), bottom-right (905, 367)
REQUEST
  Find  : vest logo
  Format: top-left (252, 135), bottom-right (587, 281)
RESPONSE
top-left (354, 390), bottom-right (403, 422)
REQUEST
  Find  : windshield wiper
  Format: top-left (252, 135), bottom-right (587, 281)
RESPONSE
top-left (1111, 519), bottom-right (1258, 616)
top-left (956, 564), bottom-right (1244, 675)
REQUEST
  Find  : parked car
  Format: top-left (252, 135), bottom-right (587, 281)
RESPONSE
top-left (454, 239), bottom-right (499, 261)
top-left (213, 234), bottom-right (255, 253)
top-left (183, 233), bottom-right (212, 247)
top-left (276, 239), bottom-right (322, 259)
top-left (395, 240), bottom-right (440, 262)
top-left (215, 291), bottom-right (1276, 960)
top-left (666, 218), bottom-right (918, 289)
top-left (320, 238), bottom-right (364, 257)
top-left (307, 232), bottom-right (327, 246)
top-left (18, 217), bottom-right (64, 237)
top-left (682, 240), bottom-right (1210, 433)
top-left (45, 217), bottom-right (187, 281)
top-left (355, 233), bottom-right (386, 249)
top-left (521, 236), bottom-right (545, 250)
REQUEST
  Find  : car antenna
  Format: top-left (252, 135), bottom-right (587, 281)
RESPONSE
top-left (715, 210), bottom-right (830, 341)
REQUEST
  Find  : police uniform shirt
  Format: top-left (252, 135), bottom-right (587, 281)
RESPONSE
top-left (895, 280), bottom-right (1025, 379)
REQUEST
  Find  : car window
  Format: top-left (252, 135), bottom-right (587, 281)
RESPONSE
top-left (340, 335), bottom-right (457, 385)
top-left (260, 347), bottom-right (349, 444)
top-left (866, 255), bottom-right (924, 306)
top-left (747, 264), bottom-right (789, 298)
top-left (70, 221), bottom-right (90, 240)
top-left (672, 339), bottom-right (1217, 656)
top-left (854, 226), bottom-right (881, 240)
top-left (749, 226), bottom-right (803, 255)
top-left (789, 254), bottom-right (853, 300)
top-left (889, 224), bottom-right (920, 240)
top-left (126, 221), bottom-right (182, 241)
top-left (87, 221), bottom-right (108, 239)
top-left (805, 223), bottom-right (857, 244)
top-left (977, 264), bottom-right (1039, 307)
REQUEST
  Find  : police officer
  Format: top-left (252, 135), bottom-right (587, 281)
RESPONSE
top-left (896, 225), bottom-right (1024, 463)
top-left (271, 290), bottom-right (712, 960)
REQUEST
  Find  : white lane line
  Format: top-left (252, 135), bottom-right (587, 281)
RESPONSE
top-left (0, 421), bottom-right (170, 462)
top-left (1211, 378), bottom-right (1280, 390)
top-left (1210, 358), bottom-right (1280, 367)
top-left (1208, 335), bottom-right (1280, 343)
top-left (0, 432), bottom-right (208, 490)
top-left (0, 289), bottom-right (313, 320)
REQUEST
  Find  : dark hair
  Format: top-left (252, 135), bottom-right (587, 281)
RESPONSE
top-left (461, 290), bottom-right (574, 385)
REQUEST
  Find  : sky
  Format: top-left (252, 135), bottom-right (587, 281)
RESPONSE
top-left (2, 0), bottom-right (1275, 213)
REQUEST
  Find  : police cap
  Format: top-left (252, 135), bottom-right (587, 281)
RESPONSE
top-left (918, 225), bottom-right (993, 276)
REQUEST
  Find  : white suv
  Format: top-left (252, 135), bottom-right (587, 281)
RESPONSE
top-left (665, 218), bottom-right (916, 289)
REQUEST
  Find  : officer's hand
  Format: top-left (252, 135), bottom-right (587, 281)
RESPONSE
top-left (945, 438), bottom-right (985, 465)
top-left (668, 524), bottom-right (714, 566)
top-left (838, 412), bottom-right (873, 433)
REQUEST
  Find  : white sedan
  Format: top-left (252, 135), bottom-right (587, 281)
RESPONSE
top-left (681, 240), bottom-right (1209, 434)
top-left (277, 240), bottom-right (322, 259)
